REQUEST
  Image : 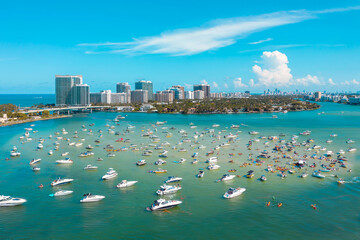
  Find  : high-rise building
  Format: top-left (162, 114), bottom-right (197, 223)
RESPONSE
top-left (315, 91), bottom-right (322, 100)
top-left (131, 89), bottom-right (148, 103)
top-left (55, 75), bottom-right (82, 106)
top-left (170, 85), bottom-right (184, 100)
top-left (111, 93), bottom-right (127, 104)
top-left (194, 90), bottom-right (205, 100)
top-left (116, 82), bottom-right (131, 103)
top-left (155, 90), bottom-right (174, 103)
top-left (71, 84), bottom-right (90, 106)
top-left (184, 91), bottom-right (194, 100)
top-left (135, 80), bottom-right (153, 101)
top-left (90, 90), bottom-right (128, 104)
top-left (193, 84), bottom-right (210, 98)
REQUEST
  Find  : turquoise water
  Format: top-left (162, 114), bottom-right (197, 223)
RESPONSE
top-left (0, 102), bottom-right (359, 239)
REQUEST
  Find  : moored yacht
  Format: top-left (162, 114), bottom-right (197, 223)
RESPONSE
top-left (84, 164), bottom-right (98, 170)
top-left (197, 170), bottom-right (204, 178)
top-left (148, 198), bottom-right (182, 211)
top-left (116, 180), bottom-right (138, 188)
top-left (218, 174), bottom-right (236, 182)
top-left (156, 184), bottom-right (182, 195)
top-left (56, 158), bottom-right (73, 164)
top-left (29, 158), bottom-right (41, 165)
top-left (102, 168), bottom-right (118, 180)
top-left (165, 176), bottom-right (183, 183)
top-left (50, 190), bottom-right (73, 197)
top-left (51, 178), bottom-right (74, 186)
top-left (207, 164), bottom-right (220, 170)
top-left (136, 159), bottom-right (147, 166)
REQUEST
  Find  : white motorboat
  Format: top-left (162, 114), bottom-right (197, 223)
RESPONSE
top-left (84, 164), bottom-right (98, 170)
top-left (51, 178), bottom-right (74, 186)
top-left (102, 168), bottom-right (118, 180)
top-left (32, 167), bottom-right (40, 171)
top-left (29, 158), bottom-right (41, 165)
top-left (50, 190), bottom-right (73, 197)
top-left (348, 147), bottom-right (357, 152)
top-left (80, 193), bottom-right (105, 203)
top-left (218, 174), bottom-right (236, 182)
top-left (260, 175), bottom-right (267, 181)
top-left (178, 158), bottom-right (186, 163)
top-left (116, 180), bottom-right (138, 188)
top-left (37, 144), bottom-right (43, 149)
top-left (10, 151), bottom-right (21, 157)
top-left (206, 157), bottom-right (218, 163)
top-left (165, 176), bottom-right (183, 183)
top-left (249, 131), bottom-right (259, 135)
top-left (207, 164), bottom-right (220, 170)
top-left (0, 195), bottom-right (27, 206)
top-left (75, 142), bottom-right (83, 147)
top-left (301, 173), bottom-right (308, 178)
top-left (136, 159), bottom-right (147, 166)
top-left (212, 124), bottom-right (220, 128)
top-left (223, 187), bottom-right (246, 199)
top-left (197, 170), bottom-right (204, 178)
top-left (156, 184), bottom-right (182, 195)
top-left (56, 158), bottom-right (73, 164)
top-left (79, 152), bottom-right (94, 157)
top-left (155, 159), bottom-right (166, 165)
top-left (312, 171), bottom-right (325, 179)
top-left (148, 198), bottom-right (182, 211)
top-left (48, 150), bottom-right (53, 155)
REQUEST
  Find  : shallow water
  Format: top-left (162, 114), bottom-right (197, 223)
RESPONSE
top-left (0, 102), bottom-right (359, 239)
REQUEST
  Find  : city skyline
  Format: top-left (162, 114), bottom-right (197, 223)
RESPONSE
top-left (1, 1), bottom-right (360, 93)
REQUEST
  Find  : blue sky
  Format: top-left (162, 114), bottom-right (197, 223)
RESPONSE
top-left (0, 0), bottom-right (360, 93)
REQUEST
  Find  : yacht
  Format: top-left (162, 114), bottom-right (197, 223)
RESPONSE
top-left (165, 176), bottom-right (183, 183)
top-left (223, 187), bottom-right (246, 199)
top-left (32, 167), bottom-right (40, 171)
top-left (218, 174), bottom-right (236, 182)
top-left (337, 149), bottom-right (345, 155)
top-left (192, 159), bottom-right (198, 164)
top-left (148, 198), bottom-right (182, 211)
top-left (75, 142), bottom-right (83, 147)
top-left (86, 145), bottom-right (94, 150)
top-left (178, 158), bottom-right (186, 163)
top-left (51, 178), bottom-right (74, 186)
top-left (48, 150), bottom-right (53, 155)
top-left (348, 147), bottom-right (357, 152)
top-left (260, 175), bottom-right (267, 181)
top-left (197, 170), bottom-right (204, 178)
top-left (301, 173), bottom-right (308, 178)
top-left (206, 157), bottom-right (218, 163)
top-left (156, 184), bottom-right (181, 195)
top-left (330, 134), bottom-right (338, 137)
top-left (79, 152), bottom-right (94, 157)
top-left (136, 159), bottom-right (147, 166)
top-left (29, 158), bottom-right (41, 165)
top-left (312, 171), bottom-right (325, 179)
top-left (116, 180), bottom-right (138, 188)
top-left (56, 158), bottom-right (73, 164)
top-left (246, 170), bottom-right (254, 178)
top-left (102, 168), bottom-right (118, 180)
top-left (84, 164), bottom-right (98, 170)
top-left (249, 131), bottom-right (259, 135)
top-left (50, 190), bottom-right (73, 197)
top-left (80, 193), bottom-right (105, 203)
top-left (155, 159), bottom-right (166, 165)
top-left (231, 124), bottom-right (240, 129)
top-left (10, 151), bottom-right (21, 157)
top-left (212, 124), bottom-right (220, 128)
top-left (37, 144), bottom-right (43, 149)
top-left (0, 195), bottom-right (27, 206)
top-left (207, 164), bottom-right (220, 170)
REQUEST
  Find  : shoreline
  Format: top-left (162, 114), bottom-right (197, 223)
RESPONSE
top-left (0, 115), bottom-right (72, 127)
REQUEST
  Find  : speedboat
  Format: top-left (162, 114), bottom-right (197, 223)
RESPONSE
top-left (197, 170), bottom-right (204, 178)
top-left (10, 151), bottom-right (21, 157)
top-left (48, 150), bottom-right (53, 155)
top-left (301, 173), bottom-right (308, 178)
top-left (80, 193), bottom-right (105, 203)
top-left (61, 152), bottom-right (69, 156)
top-left (337, 178), bottom-right (345, 184)
top-left (0, 195), bottom-right (27, 206)
top-left (79, 152), bottom-right (94, 157)
top-left (50, 190), bottom-right (73, 197)
top-left (136, 159), bottom-right (147, 166)
top-left (206, 157), bottom-right (218, 163)
top-left (155, 159), bottom-right (166, 165)
top-left (153, 168), bottom-right (167, 174)
top-left (218, 174), bottom-right (236, 182)
top-left (207, 164), bottom-right (220, 170)
top-left (29, 158), bottom-right (41, 165)
top-left (178, 158), bottom-right (186, 163)
top-left (249, 131), bottom-right (259, 135)
top-left (116, 180), bottom-right (138, 188)
top-left (102, 168), bottom-right (118, 180)
top-left (260, 175), bottom-right (267, 181)
top-left (148, 198), bottom-right (182, 211)
top-left (156, 184), bottom-right (182, 195)
top-left (337, 150), bottom-right (345, 155)
top-left (84, 164), bottom-right (98, 170)
top-left (51, 178), bottom-right (74, 186)
top-left (37, 144), bottom-right (43, 149)
top-left (223, 187), bottom-right (246, 199)
top-left (56, 158), bottom-right (73, 164)
top-left (32, 167), bottom-right (40, 171)
top-left (312, 171), bottom-right (325, 179)
top-left (165, 176), bottom-right (183, 183)
top-left (348, 147), bottom-right (357, 152)
top-left (246, 170), bottom-right (254, 178)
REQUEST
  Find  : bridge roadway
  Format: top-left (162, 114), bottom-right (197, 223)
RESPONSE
top-left (19, 105), bottom-right (113, 114)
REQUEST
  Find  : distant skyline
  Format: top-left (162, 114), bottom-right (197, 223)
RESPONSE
top-left (0, 0), bottom-right (360, 93)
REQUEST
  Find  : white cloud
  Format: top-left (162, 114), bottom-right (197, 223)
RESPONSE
top-left (201, 79), bottom-right (208, 85)
top-left (295, 74), bottom-right (321, 86)
top-left (184, 83), bottom-right (192, 89)
top-left (328, 78), bottom-right (336, 85)
top-left (249, 79), bottom-right (254, 87)
top-left (252, 50), bottom-right (293, 86)
top-left (224, 83), bottom-right (229, 88)
top-left (212, 82), bottom-right (219, 89)
top-left (351, 79), bottom-right (360, 85)
top-left (249, 38), bottom-right (273, 45)
top-left (233, 77), bottom-right (247, 88)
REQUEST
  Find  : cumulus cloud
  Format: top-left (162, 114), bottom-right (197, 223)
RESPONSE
top-left (252, 51), bottom-right (293, 86)
top-left (184, 83), bottom-right (192, 89)
top-left (351, 79), bottom-right (360, 85)
top-left (233, 77), bottom-right (247, 88)
top-left (201, 79), bottom-right (208, 85)
top-left (295, 74), bottom-right (321, 86)
top-left (212, 82), bottom-right (219, 89)
top-left (224, 83), bottom-right (229, 88)
top-left (328, 78), bottom-right (336, 85)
